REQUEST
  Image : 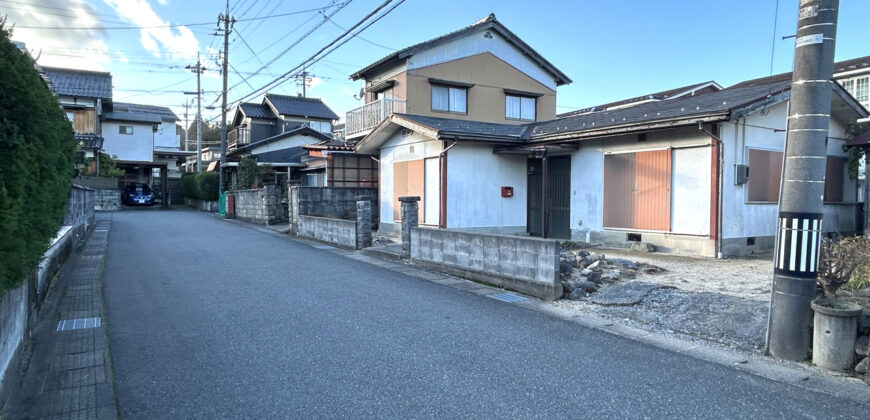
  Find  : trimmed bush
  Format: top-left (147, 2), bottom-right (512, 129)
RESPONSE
top-left (0, 21), bottom-right (76, 296)
top-left (181, 172), bottom-right (219, 201)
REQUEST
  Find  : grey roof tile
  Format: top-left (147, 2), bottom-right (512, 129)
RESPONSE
top-left (113, 102), bottom-right (178, 122)
top-left (396, 114), bottom-right (527, 142)
top-left (103, 111), bottom-right (163, 124)
top-left (42, 67), bottom-right (112, 99)
top-left (239, 102), bottom-right (276, 119)
top-left (264, 94), bottom-right (338, 120)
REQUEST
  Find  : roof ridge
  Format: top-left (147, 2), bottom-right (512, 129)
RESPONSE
top-left (42, 66), bottom-right (111, 76)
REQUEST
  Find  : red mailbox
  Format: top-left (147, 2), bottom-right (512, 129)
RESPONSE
top-left (501, 186), bottom-right (514, 197)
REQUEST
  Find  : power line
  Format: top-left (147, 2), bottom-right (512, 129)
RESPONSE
top-left (231, 0), bottom-right (403, 105)
top-left (321, 13), bottom-right (394, 51)
top-left (12, 5), bottom-right (333, 30)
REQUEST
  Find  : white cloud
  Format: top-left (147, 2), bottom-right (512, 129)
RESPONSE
top-left (4, 0), bottom-right (111, 70)
top-left (102, 0), bottom-right (198, 60)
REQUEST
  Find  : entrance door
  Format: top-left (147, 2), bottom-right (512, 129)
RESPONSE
top-left (527, 155), bottom-right (571, 238)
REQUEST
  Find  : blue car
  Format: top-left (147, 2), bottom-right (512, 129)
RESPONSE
top-left (124, 183), bottom-right (155, 206)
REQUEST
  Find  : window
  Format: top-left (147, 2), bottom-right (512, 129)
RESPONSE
top-left (119, 125), bottom-right (133, 135)
top-left (824, 156), bottom-right (846, 202)
top-left (431, 85), bottom-right (466, 113)
top-left (747, 149), bottom-right (783, 202)
top-left (506, 95), bottom-right (536, 120)
top-left (308, 121), bottom-right (332, 134)
top-left (855, 77), bottom-right (868, 103)
top-left (842, 79), bottom-right (855, 96)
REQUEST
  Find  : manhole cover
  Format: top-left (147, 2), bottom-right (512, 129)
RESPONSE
top-left (57, 317), bottom-right (101, 331)
top-left (488, 293), bottom-right (528, 303)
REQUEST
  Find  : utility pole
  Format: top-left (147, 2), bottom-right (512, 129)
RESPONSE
top-left (218, 1), bottom-right (235, 192)
top-left (181, 100), bottom-right (191, 151)
top-left (295, 68), bottom-right (312, 97)
top-left (185, 54), bottom-right (206, 172)
top-left (767, 0), bottom-right (840, 361)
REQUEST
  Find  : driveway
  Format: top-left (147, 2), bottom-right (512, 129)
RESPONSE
top-left (103, 209), bottom-right (868, 418)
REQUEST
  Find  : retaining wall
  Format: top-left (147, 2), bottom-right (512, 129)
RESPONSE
top-left (1, 185), bottom-right (94, 393)
top-left (185, 197), bottom-right (219, 212)
top-left (289, 187), bottom-right (377, 232)
top-left (297, 215), bottom-right (357, 249)
top-left (410, 228), bottom-right (561, 300)
top-left (232, 184), bottom-right (282, 225)
top-left (94, 189), bottom-right (121, 211)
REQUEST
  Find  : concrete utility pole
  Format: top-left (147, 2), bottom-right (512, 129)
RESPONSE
top-left (295, 68), bottom-right (314, 97)
top-left (185, 54), bottom-right (206, 172)
top-left (181, 100), bottom-right (191, 151)
top-left (218, 1), bottom-right (235, 192)
top-left (767, 0), bottom-right (840, 361)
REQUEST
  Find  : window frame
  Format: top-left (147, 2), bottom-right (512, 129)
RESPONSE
top-left (855, 77), bottom-right (868, 103)
top-left (118, 125), bottom-right (134, 135)
top-left (430, 84), bottom-right (467, 114)
top-left (505, 94), bottom-right (537, 121)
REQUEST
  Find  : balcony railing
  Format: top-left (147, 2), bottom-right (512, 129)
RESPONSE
top-left (345, 98), bottom-right (407, 139)
top-left (228, 127), bottom-right (250, 150)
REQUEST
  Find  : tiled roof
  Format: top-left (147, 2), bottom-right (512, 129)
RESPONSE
top-left (103, 111), bottom-right (163, 124)
top-left (227, 125), bottom-right (330, 156)
top-left (42, 67), bottom-right (112, 99)
top-left (730, 55), bottom-right (870, 89)
top-left (350, 14), bottom-right (571, 86)
top-left (113, 102), bottom-right (178, 122)
top-left (395, 114), bottom-right (527, 142)
top-left (239, 102), bottom-right (276, 119)
top-left (264, 94), bottom-right (338, 120)
top-left (556, 81), bottom-right (721, 118)
top-left (530, 81), bottom-right (791, 139)
top-left (74, 134), bottom-right (103, 150)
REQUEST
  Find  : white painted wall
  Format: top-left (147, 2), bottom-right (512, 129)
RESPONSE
top-left (102, 121), bottom-right (153, 162)
top-left (406, 28), bottom-right (558, 90)
top-left (378, 131), bottom-right (443, 224)
top-left (719, 101), bottom-right (857, 238)
top-left (671, 146), bottom-right (712, 235)
top-left (153, 121), bottom-right (180, 149)
top-left (446, 143), bottom-right (527, 229)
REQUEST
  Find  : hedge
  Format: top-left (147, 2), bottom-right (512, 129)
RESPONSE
top-left (181, 171), bottom-right (219, 201)
top-left (0, 21), bottom-right (76, 296)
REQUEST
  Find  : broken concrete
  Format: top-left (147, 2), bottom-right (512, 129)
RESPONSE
top-left (590, 282), bottom-right (674, 306)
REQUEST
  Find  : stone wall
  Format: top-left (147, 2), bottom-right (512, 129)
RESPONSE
top-left (94, 188), bottom-right (121, 211)
top-left (297, 215), bottom-right (358, 249)
top-left (410, 228), bottom-right (561, 300)
top-left (186, 197), bottom-right (219, 212)
top-left (232, 184), bottom-right (282, 225)
top-left (1, 185), bottom-right (94, 393)
top-left (289, 187), bottom-right (377, 232)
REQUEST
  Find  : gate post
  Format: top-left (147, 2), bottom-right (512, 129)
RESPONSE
top-left (399, 196), bottom-right (420, 259)
top-left (356, 196), bottom-right (372, 250)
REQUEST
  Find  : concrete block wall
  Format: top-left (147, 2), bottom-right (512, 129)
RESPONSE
top-left (289, 187), bottom-right (377, 231)
top-left (186, 197), bottom-right (219, 212)
top-left (94, 189), bottom-right (121, 211)
top-left (232, 184), bottom-right (282, 225)
top-left (410, 228), bottom-right (561, 300)
top-left (297, 215), bottom-right (357, 249)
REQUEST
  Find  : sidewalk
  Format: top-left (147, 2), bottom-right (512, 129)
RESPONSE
top-left (0, 216), bottom-right (117, 419)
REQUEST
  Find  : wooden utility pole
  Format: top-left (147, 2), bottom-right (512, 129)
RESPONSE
top-left (218, 1), bottom-right (235, 191)
top-left (767, 0), bottom-right (840, 361)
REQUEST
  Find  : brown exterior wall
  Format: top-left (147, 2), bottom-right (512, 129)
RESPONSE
top-left (68, 108), bottom-right (96, 134)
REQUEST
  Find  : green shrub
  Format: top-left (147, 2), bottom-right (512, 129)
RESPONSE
top-left (181, 172), bottom-right (197, 198)
top-left (0, 20), bottom-right (76, 296)
top-left (196, 172), bottom-right (220, 201)
top-left (237, 157), bottom-right (259, 189)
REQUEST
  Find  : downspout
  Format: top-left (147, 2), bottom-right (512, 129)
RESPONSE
top-left (439, 140), bottom-right (458, 229)
top-left (699, 121), bottom-right (724, 258)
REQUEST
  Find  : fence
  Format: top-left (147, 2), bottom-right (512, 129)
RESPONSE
top-left (230, 184), bottom-right (284, 225)
top-left (289, 186), bottom-right (378, 233)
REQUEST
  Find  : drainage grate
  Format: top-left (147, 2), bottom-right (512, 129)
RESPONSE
top-left (56, 317), bottom-right (101, 331)
top-left (488, 293), bottom-right (528, 303)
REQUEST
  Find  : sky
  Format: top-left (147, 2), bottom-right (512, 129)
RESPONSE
top-left (3, 0), bottom-right (870, 127)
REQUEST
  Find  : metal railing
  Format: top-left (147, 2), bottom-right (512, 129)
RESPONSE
top-left (228, 127), bottom-right (251, 150)
top-left (345, 98), bottom-right (406, 138)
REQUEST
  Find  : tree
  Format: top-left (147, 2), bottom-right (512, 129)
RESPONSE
top-left (0, 18), bottom-right (77, 295)
top-left (187, 121), bottom-right (221, 145)
top-left (237, 156), bottom-right (259, 189)
top-left (97, 153), bottom-right (125, 178)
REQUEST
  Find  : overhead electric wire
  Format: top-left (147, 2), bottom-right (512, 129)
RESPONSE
top-left (321, 13), bottom-right (394, 51)
top-left (230, 0), bottom-right (403, 105)
top-left (12, 5), bottom-right (333, 30)
top-left (114, 76), bottom-right (196, 101)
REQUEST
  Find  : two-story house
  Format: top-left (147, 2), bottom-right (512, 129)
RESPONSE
top-left (834, 56), bottom-right (870, 111)
top-left (350, 14), bottom-right (571, 232)
top-left (41, 67), bottom-right (112, 175)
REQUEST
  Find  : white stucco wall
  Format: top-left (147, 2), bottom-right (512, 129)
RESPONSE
top-left (720, 101), bottom-right (856, 239)
top-left (102, 121), bottom-right (153, 162)
top-left (153, 121), bottom-right (180, 149)
top-left (378, 131), bottom-right (443, 225)
top-left (446, 144), bottom-right (527, 230)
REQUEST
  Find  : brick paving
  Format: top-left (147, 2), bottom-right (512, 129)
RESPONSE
top-left (0, 217), bottom-right (117, 419)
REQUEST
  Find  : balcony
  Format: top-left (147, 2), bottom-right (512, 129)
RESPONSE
top-left (345, 98), bottom-right (406, 139)
top-left (228, 127), bottom-right (250, 150)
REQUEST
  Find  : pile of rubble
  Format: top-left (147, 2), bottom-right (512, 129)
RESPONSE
top-left (559, 249), bottom-right (664, 300)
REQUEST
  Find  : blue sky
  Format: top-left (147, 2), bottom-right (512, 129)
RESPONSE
top-left (4, 0), bottom-right (870, 125)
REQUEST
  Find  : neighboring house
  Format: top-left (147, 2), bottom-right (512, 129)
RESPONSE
top-left (345, 13), bottom-right (572, 141)
top-left (352, 15), bottom-right (869, 257)
top-left (300, 141), bottom-right (378, 188)
top-left (834, 56), bottom-right (870, 111)
top-left (41, 67), bottom-right (112, 174)
top-left (228, 94), bottom-right (338, 151)
top-left (225, 124), bottom-right (330, 188)
top-left (185, 147), bottom-right (222, 173)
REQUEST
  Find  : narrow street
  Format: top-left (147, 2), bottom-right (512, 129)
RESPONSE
top-left (103, 210), bottom-right (867, 418)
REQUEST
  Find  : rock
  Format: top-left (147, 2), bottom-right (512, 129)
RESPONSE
top-left (861, 309), bottom-right (870, 329)
top-left (590, 281), bottom-right (673, 306)
top-left (630, 242), bottom-right (656, 252)
top-left (866, 373), bottom-right (870, 386)
top-left (561, 280), bottom-right (574, 293)
top-left (568, 288), bottom-right (586, 300)
top-left (857, 287), bottom-right (870, 297)
top-left (587, 260), bottom-right (601, 271)
top-left (608, 258), bottom-right (639, 270)
top-left (578, 250), bottom-right (590, 258)
top-left (603, 270), bottom-right (620, 281)
top-left (856, 357), bottom-right (870, 374)
top-left (857, 335), bottom-right (870, 357)
top-left (560, 261), bottom-right (574, 274)
top-left (580, 268), bottom-right (593, 276)
top-left (587, 252), bottom-right (605, 261)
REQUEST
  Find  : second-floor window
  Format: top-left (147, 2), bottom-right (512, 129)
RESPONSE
top-left (119, 125), bottom-right (133, 135)
top-left (431, 85), bottom-right (466, 113)
top-left (308, 121), bottom-right (332, 134)
top-left (856, 77), bottom-right (869, 103)
top-left (506, 95), bottom-right (536, 120)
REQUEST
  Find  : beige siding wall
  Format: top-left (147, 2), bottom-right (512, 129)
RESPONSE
top-left (404, 53), bottom-right (556, 123)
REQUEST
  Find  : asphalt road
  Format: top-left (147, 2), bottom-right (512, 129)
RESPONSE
top-left (103, 209), bottom-right (868, 419)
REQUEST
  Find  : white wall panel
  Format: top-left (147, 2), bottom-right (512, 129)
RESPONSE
top-left (671, 147), bottom-right (711, 235)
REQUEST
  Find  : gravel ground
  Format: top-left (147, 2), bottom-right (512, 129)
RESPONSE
top-left (552, 247), bottom-right (775, 352)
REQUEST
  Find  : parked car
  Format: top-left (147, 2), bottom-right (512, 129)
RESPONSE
top-left (123, 183), bottom-right (155, 206)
